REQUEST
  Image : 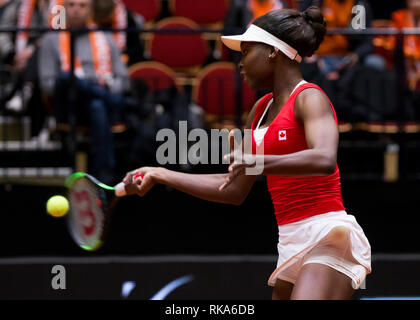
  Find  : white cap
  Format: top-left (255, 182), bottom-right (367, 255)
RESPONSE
top-left (221, 24), bottom-right (302, 63)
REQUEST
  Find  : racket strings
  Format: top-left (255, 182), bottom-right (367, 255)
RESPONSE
top-left (69, 178), bottom-right (105, 249)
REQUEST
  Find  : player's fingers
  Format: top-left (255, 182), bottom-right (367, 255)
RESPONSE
top-left (224, 152), bottom-right (238, 164)
top-left (135, 174), bottom-right (154, 197)
top-left (129, 172), bottom-right (143, 184)
top-left (228, 162), bottom-right (246, 175)
top-left (123, 168), bottom-right (146, 184)
top-left (123, 181), bottom-right (140, 196)
top-left (134, 173), bottom-right (143, 184)
top-left (220, 156), bottom-right (246, 191)
top-left (122, 173), bottom-right (145, 195)
top-left (219, 176), bottom-right (231, 191)
top-left (123, 171), bottom-right (135, 184)
top-left (229, 130), bottom-right (235, 153)
top-left (227, 165), bottom-right (247, 187)
top-left (225, 149), bottom-right (247, 164)
top-left (219, 170), bottom-right (241, 191)
top-left (220, 163), bottom-right (241, 191)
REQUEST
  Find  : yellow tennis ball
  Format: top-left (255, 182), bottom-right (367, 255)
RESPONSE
top-left (47, 195), bottom-right (69, 217)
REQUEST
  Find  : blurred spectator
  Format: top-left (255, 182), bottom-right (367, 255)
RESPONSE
top-left (391, 0), bottom-right (420, 91)
top-left (0, 0), bottom-right (53, 113)
top-left (91, 0), bottom-right (144, 65)
top-left (300, 0), bottom-right (374, 80)
top-left (225, 0), bottom-right (288, 31)
top-left (248, 0), bottom-right (286, 23)
top-left (38, 0), bottom-right (129, 183)
top-left (92, 0), bottom-right (127, 51)
top-left (49, 0), bottom-right (128, 51)
top-left (296, 0), bottom-right (393, 123)
top-left (0, 0), bottom-right (11, 20)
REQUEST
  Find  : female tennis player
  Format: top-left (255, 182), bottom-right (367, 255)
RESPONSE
top-left (121, 6), bottom-right (371, 300)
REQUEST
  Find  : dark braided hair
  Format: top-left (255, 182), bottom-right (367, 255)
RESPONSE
top-left (253, 6), bottom-right (327, 58)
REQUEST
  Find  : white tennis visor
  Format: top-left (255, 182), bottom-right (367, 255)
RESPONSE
top-left (221, 24), bottom-right (302, 63)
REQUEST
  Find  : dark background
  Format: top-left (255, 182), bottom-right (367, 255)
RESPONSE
top-left (370, 1), bottom-right (405, 20)
top-left (1, 172), bottom-right (419, 257)
top-left (0, 0), bottom-right (417, 258)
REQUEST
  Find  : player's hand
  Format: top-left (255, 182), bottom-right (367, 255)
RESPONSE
top-left (219, 152), bottom-right (257, 191)
top-left (122, 167), bottom-right (161, 197)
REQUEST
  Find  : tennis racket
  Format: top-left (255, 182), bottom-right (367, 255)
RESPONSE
top-left (65, 172), bottom-right (143, 251)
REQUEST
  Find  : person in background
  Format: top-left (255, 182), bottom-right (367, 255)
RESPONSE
top-left (225, 0), bottom-right (288, 31)
top-left (297, 0), bottom-right (378, 123)
top-left (38, 0), bottom-right (129, 184)
top-left (0, 0), bottom-right (53, 113)
top-left (299, 0), bottom-right (374, 80)
top-left (91, 0), bottom-right (144, 65)
top-left (92, 0), bottom-right (127, 51)
top-left (391, 0), bottom-right (420, 91)
top-left (0, 0), bottom-right (11, 21)
top-left (248, 0), bottom-right (287, 23)
top-left (49, 0), bottom-right (127, 51)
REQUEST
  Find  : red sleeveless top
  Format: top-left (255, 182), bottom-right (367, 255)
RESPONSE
top-left (251, 83), bottom-right (345, 225)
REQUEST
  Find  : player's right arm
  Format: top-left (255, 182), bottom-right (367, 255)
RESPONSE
top-left (123, 99), bottom-right (262, 205)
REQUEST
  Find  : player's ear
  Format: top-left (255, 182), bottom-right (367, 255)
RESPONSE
top-left (268, 47), bottom-right (279, 60)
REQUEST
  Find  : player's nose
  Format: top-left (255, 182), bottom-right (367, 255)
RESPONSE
top-left (237, 60), bottom-right (243, 71)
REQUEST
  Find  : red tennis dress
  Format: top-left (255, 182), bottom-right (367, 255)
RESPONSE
top-left (251, 83), bottom-right (345, 226)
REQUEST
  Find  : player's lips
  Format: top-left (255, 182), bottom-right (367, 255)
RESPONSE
top-left (240, 72), bottom-right (252, 85)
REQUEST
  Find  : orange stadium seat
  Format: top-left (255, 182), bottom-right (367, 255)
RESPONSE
top-left (122, 0), bottom-right (161, 23)
top-left (192, 62), bottom-right (256, 128)
top-left (128, 61), bottom-right (181, 92)
top-left (148, 17), bottom-right (210, 74)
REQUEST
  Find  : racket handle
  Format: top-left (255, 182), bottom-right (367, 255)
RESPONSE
top-left (114, 173), bottom-right (143, 197)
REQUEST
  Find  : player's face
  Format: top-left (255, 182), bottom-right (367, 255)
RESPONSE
top-left (238, 42), bottom-right (274, 90)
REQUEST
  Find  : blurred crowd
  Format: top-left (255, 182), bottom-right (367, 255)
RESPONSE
top-left (0, 0), bottom-right (418, 183)
top-left (0, 0), bottom-right (144, 183)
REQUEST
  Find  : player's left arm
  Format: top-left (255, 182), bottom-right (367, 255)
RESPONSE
top-left (225, 88), bottom-right (339, 179)
top-left (287, 88), bottom-right (339, 174)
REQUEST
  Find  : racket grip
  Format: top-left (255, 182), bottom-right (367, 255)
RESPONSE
top-left (114, 173), bottom-right (143, 197)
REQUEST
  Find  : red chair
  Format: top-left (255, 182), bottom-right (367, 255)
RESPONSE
top-left (168, 0), bottom-right (230, 26)
top-left (122, 0), bottom-right (161, 23)
top-left (128, 61), bottom-right (181, 92)
top-left (168, 0), bottom-right (230, 61)
top-left (192, 62), bottom-right (256, 128)
top-left (148, 17), bottom-right (210, 72)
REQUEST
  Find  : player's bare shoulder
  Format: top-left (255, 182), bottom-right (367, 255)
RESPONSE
top-left (294, 88), bottom-right (334, 122)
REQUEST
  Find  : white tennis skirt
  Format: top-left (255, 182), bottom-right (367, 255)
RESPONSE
top-left (268, 210), bottom-right (371, 289)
